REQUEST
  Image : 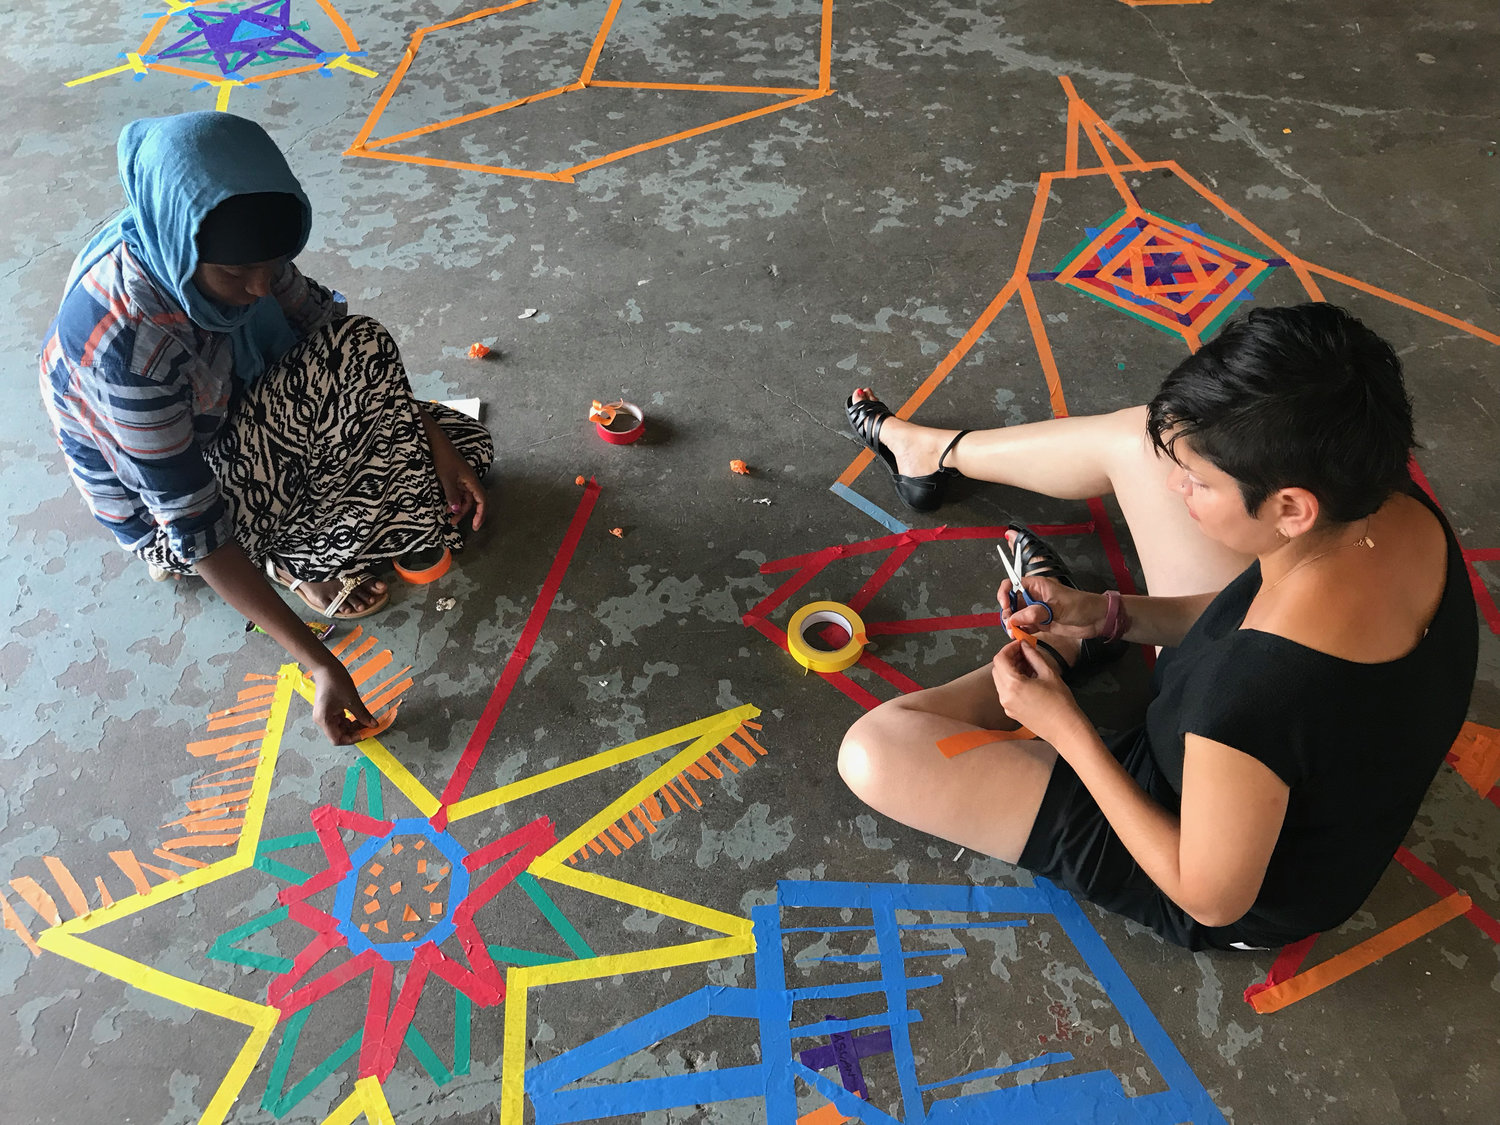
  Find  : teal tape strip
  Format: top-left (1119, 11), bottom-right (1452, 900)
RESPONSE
top-left (516, 872), bottom-right (595, 958)
top-left (261, 1007), bottom-right (362, 1116)
top-left (254, 855), bottom-right (313, 884)
top-left (362, 757), bottom-right (384, 820)
top-left (488, 943), bottom-right (568, 967)
top-left (454, 992), bottom-right (472, 1076)
top-left (206, 904), bottom-right (293, 973)
top-left (404, 1024), bottom-right (454, 1086)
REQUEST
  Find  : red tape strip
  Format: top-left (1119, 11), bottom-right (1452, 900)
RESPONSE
top-left (437, 479), bottom-right (601, 814)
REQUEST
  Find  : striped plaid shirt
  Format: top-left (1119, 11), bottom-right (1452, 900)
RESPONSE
top-left (39, 243), bottom-right (343, 562)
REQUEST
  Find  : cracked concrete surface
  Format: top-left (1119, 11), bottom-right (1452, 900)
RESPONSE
top-left (1, 0), bottom-right (1498, 1122)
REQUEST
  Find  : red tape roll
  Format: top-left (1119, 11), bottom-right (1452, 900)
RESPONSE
top-left (594, 401), bottom-right (645, 445)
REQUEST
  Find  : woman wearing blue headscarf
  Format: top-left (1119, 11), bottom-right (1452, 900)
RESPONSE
top-left (40, 112), bottom-right (493, 745)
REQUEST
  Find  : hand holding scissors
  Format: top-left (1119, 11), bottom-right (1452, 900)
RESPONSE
top-left (997, 541), bottom-right (1053, 643)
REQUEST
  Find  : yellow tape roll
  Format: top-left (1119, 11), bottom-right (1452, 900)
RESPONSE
top-left (786, 601), bottom-right (868, 673)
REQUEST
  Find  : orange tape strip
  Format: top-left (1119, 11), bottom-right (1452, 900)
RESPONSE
top-left (0, 889), bottom-right (41, 955)
top-left (1301, 264), bottom-right (1500, 346)
top-left (313, 0), bottom-right (361, 50)
top-left (580, 0), bottom-right (625, 85)
top-left (936, 727), bottom-right (1038, 759)
top-left (1248, 892), bottom-right (1471, 1014)
top-left (800, 1102), bottom-right (850, 1125)
top-left (9, 877), bottom-right (61, 926)
top-left (139, 861), bottom-right (182, 882)
top-left (364, 84), bottom-right (576, 150)
top-left (153, 848), bottom-right (208, 869)
top-left (42, 858), bottom-right (90, 918)
top-left (587, 80), bottom-right (819, 95)
top-left (350, 147), bottom-right (575, 182)
top-left (1449, 721), bottom-right (1500, 794)
top-left (207, 708), bottom-right (272, 732)
top-left (93, 877), bottom-right (114, 910)
top-left (208, 697), bottom-right (276, 720)
top-left (562, 92), bottom-right (825, 177)
top-left (237, 683), bottom-right (278, 701)
top-left (835, 276), bottom-right (1020, 487)
top-left (1019, 282), bottom-right (1070, 418)
top-left (186, 731), bottom-right (263, 758)
top-left (340, 635), bottom-right (379, 668)
top-left (327, 625), bottom-right (365, 659)
top-left (349, 649), bottom-right (393, 687)
top-left (818, 0), bottom-right (834, 91)
top-left (109, 851), bottom-right (153, 896)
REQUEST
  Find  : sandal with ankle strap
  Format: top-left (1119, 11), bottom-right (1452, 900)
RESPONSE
top-left (265, 558), bottom-right (390, 620)
top-left (1005, 524), bottom-right (1128, 681)
top-left (845, 392), bottom-right (971, 513)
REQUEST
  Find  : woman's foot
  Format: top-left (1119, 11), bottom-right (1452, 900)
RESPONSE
top-left (849, 387), bottom-right (966, 479)
top-left (297, 575), bottom-right (388, 616)
top-left (267, 561), bottom-right (390, 619)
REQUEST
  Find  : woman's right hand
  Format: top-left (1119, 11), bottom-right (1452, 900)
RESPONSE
top-left (307, 660), bottom-right (378, 745)
top-left (998, 577), bottom-right (1109, 640)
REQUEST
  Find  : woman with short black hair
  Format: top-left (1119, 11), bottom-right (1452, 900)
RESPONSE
top-left (839, 303), bottom-right (1477, 950)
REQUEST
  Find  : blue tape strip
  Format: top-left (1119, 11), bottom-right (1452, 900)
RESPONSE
top-left (752, 904), bottom-right (799, 1124)
top-left (829, 482), bottom-right (910, 534)
top-left (790, 1009), bottom-right (921, 1039)
top-left (529, 986), bottom-right (757, 1092)
top-left (778, 879), bottom-right (1061, 914)
top-left (917, 1049), bottom-right (1072, 1092)
top-left (1038, 879), bottom-right (1229, 1125)
top-left (785, 920), bottom-right (1028, 934)
top-left (800, 946), bottom-right (964, 964)
top-left (869, 884), bottom-right (926, 1120)
top-left (533, 1065), bottom-right (765, 1124)
top-left (787, 974), bottom-right (941, 1003)
top-left (792, 1060), bottom-right (904, 1124)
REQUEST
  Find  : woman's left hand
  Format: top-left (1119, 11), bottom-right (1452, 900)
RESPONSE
top-left (422, 410), bottom-right (486, 530)
top-left (991, 640), bottom-right (1085, 746)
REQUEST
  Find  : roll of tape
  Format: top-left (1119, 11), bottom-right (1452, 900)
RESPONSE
top-left (593, 401), bottom-right (645, 445)
top-left (786, 601), bottom-right (868, 674)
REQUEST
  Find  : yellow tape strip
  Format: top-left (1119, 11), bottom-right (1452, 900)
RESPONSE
top-left (358, 736), bottom-right (441, 816)
top-left (448, 704), bottom-right (758, 820)
top-left (499, 968), bottom-right (531, 1125)
top-left (328, 54), bottom-right (379, 78)
top-left (203, 1009), bottom-right (279, 1125)
top-left (356, 1076), bottom-right (396, 1125)
top-left (528, 723), bottom-right (748, 873)
top-left (540, 865), bottom-right (752, 938)
top-left (214, 80), bottom-right (240, 111)
top-left (529, 934), bottom-right (753, 986)
top-left (65, 63), bottom-right (136, 87)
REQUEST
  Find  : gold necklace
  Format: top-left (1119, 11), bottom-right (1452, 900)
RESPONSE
top-left (1265, 521), bottom-right (1375, 593)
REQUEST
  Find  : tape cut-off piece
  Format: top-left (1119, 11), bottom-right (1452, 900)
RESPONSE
top-left (590, 400), bottom-right (645, 445)
top-left (395, 546), bottom-right (451, 585)
top-left (787, 602), bottom-right (868, 674)
top-left (936, 728), bottom-right (1037, 759)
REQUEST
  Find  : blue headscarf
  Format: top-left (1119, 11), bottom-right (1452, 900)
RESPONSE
top-left (73, 112), bottom-right (313, 385)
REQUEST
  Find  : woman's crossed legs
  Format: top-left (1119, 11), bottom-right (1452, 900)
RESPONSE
top-left (837, 401), bottom-right (1250, 862)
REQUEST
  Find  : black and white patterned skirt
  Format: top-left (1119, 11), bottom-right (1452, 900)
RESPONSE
top-left (138, 315), bottom-right (494, 581)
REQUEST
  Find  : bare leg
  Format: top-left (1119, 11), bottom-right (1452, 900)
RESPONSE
top-left (854, 392), bottom-right (1249, 596)
top-left (838, 666), bottom-right (1057, 863)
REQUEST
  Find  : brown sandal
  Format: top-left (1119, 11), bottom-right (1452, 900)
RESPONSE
top-left (265, 560), bottom-right (390, 620)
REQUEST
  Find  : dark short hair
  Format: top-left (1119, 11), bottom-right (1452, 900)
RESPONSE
top-left (1146, 303), bottom-right (1414, 523)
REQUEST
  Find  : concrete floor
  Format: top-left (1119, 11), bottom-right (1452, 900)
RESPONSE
top-left (2, 0), bottom-right (1498, 1122)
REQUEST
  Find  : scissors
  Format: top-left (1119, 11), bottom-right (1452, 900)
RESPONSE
top-left (997, 541), bottom-right (1053, 642)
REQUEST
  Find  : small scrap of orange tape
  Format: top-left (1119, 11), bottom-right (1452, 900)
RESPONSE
top-left (610, 527), bottom-right (624, 538)
top-left (589, 399), bottom-right (624, 425)
top-left (729, 459), bottom-right (750, 475)
top-left (468, 343), bottom-right (491, 359)
top-left (574, 475), bottom-right (586, 486)
top-left (936, 727), bottom-right (1037, 758)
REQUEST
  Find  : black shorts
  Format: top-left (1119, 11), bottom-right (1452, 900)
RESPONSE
top-left (1018, 726), bottom-right (1278, 952)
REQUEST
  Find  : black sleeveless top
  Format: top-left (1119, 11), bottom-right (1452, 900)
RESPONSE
top-left (1145, 487), bottom-right (1478, 940)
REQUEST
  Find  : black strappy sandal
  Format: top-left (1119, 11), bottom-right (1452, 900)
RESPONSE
top-left (1006, 524), bottom-right (1129, 681)
top-left (845, 393), bottom-right (971, 513)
